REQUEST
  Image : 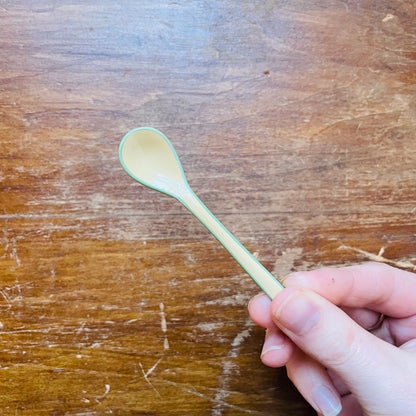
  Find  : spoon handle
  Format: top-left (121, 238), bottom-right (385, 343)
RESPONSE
top-left (180, 190), bottom-right (284, 299)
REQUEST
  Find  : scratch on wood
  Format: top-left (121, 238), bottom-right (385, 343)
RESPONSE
top-left (0, 282), bottom-right (32, 310)
top-left (159, 302), bottom-right (170, 350)
top-left (163, 379), bottom-right (263, 415)
top-left (211, 317), bottom-right (255, 416)
top-left (272, 247), bottom-right (305, 281)
top-left (1, 231), bottom-right (21, 268)
top-left (10, 247), bottom-right (21, 267)
top-left (94, 384), bottom-right (110, 404)
top-left (139, 358), bottom-right (162, 398)
top-left (202, 293), bottom-right (252, 307)
top-left (76, 322), bottom-right (87, 334)
top-left (339, 244), bottom-right (416, 271)
top-left (0, 290), bottom-right (12, 310)
top-left (382, 13), bottom-right (395, 22)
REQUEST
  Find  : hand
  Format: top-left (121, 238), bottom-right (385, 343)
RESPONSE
top-left (248, 262), bottom-right (416, 416)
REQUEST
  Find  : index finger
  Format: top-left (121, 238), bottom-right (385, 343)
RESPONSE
top-left (284, 262), bottom-right (416, 318)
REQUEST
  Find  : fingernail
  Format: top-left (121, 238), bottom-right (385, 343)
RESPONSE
top-left (401, 338), bottom-right (416, 351)
top-left (272, 290), bottom-right (320, 335)
top-left (261, 345), bottom-right (284, 357)
top-left (261, 329), bottom-right (285, 357)
top-left (282, 272), bottom-right (309, 287)
top-left (248, 293), bottom-right (271, 311)
top-left (280, 273), bottom-right (295, 285)
top-left (311, 385), bottom-right (342, 416)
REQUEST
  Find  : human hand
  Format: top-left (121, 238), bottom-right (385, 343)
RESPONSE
top-left (248, 262), bottom-right (416, 416)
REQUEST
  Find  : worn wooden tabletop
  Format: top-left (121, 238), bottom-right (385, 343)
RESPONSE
top-left (1, 1), bottom-right (416, 415)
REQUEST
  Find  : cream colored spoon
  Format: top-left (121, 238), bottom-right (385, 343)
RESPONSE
top-left (119, 127), bottom-right (283, 299)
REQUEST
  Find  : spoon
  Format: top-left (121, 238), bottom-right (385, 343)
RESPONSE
top-left (119, 127), bottom-right (283, 299)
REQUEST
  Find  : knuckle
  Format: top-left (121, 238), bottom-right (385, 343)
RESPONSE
top-left (323, 328), bottom-right (362, 369)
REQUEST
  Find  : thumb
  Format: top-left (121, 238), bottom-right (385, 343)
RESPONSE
top-left (271, 287), bottom-right (398, 399)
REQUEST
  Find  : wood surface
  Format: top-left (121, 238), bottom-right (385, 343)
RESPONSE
top-left (1, 1), bottom-right (416, 415)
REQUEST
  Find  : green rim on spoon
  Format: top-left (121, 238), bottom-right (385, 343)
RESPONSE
top-left (119, 127), bottom-right (283, 299)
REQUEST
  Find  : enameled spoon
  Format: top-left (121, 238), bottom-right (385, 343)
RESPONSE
top-left (119, 127), bottom-right (283, 299)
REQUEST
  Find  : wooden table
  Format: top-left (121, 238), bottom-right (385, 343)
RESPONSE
top-left (1, 1), bottom-right (415, 414)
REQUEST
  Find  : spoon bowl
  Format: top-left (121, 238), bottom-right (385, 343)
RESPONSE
top-left (119, 127), bottom-right (283, 298)
top-left (119, 127), bottom-right (188, 199)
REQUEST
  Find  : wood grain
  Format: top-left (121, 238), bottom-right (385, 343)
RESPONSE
top-left (1, 1), bottom-right (416, 414)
